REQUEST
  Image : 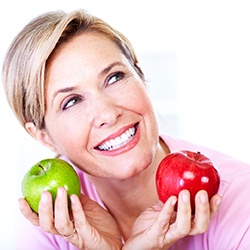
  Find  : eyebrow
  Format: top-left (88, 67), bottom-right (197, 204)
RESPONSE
top-left (98, 61), bottom-right (126, 78)
top-left (51, 61), bottom-right (126, 105)
top-left (51, 86), bottom-right (77, 106)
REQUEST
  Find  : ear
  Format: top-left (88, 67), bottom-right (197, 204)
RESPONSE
top-left (25, 122), bottom-right (59, 154)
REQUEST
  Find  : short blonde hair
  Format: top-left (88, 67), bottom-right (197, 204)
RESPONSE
top-left (2, 9), bottom-right (144, 130)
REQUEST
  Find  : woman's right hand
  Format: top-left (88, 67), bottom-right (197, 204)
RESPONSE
top-left (18, 187), bottom-right (122, 250)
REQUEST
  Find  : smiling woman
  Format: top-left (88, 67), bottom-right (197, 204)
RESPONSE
top-left (2, 6), bottom-right (250, 250)
top-left (38, 31), bottom-right (158, 178)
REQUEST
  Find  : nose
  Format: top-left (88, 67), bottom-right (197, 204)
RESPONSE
top-left (92, 94), bottom-right (122, 128)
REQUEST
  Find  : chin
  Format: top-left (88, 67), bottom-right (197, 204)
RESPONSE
top-left (117, 156), bottom-right (155, 180)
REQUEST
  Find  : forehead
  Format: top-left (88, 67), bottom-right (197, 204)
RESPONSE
top-left (45, 32), bottom-right (130, 91)
top-left (47, 32), bottom-right (122, 66)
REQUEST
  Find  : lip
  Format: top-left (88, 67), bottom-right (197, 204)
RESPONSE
top-left (94, 122), bottom-right (140, 156)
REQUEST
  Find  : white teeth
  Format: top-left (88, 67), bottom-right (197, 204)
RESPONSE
top-left (98, 126), bottom-right (136, 151)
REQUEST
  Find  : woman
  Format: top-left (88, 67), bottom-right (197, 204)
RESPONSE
top-left (2, 9), bottom-right (250, 249)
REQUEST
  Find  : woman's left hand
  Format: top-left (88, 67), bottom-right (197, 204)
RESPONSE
top-left (123, 190), bottom-right (221, 250)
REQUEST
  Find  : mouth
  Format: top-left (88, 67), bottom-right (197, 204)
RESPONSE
top-left (95, 123), bottom-right (138, 151)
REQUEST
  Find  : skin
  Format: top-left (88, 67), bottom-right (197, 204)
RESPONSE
top-left (19, 32), bottom-right (222, 249)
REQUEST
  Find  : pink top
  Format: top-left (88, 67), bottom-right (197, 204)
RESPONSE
top-left (17, 135), bottom-right (250, 249)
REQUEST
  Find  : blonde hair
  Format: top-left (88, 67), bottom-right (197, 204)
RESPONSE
top-left (2, 9), bottom-right (144, 130)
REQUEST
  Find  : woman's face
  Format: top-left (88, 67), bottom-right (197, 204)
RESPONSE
top-left (44, 32), bottom-right (159, 179)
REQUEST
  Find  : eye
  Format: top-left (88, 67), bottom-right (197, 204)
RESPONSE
top-left (62, 95), bottom-right (82, 110)
top-left (107, 72), bottom-right (125, 85)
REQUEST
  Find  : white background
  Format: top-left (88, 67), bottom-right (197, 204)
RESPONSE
top-left (0, 1), bottom-right (250, 249)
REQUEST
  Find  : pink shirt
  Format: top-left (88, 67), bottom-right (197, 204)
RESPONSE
top-left (17, 136), bottom-right (250, 249)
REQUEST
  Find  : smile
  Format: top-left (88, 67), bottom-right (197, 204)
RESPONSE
top-left (96, 124), bottom-right (137, 151)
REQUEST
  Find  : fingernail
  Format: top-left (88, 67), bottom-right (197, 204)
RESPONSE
top-left (41, 192), bottom-right (49, 204)
top-left (171, 197), bottom-right (177, 207)
top-left (18, 199), bottom-right (24, 210)
top-left (200, 192), bottom-right (208, 203)
top-left (57, 187), bottom-right (63, 199)
top-left (70, 195), bottom-right (76, 205)
top-left (182, 190), bottom-right (190, 203)
top-left (216, 196), bottom-right (222, 206)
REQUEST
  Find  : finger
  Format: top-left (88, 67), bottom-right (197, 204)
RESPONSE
top-left (209, 194), bottom-right (222, 217)
top-left (153, 197), bottom-right (177, 247)
top-left (156, 196), bottom-right (177, 229)
top-left (18, 198), bottom-right (40, 226)
top-left (70, 194), bottom-right (88, 233)
top-left (176, 189), bottom-right (192, 223)
top-left (68, 194), bottom-right (91, 246)
top-left (54, 187), bottom-right (74, 236)
top-left (189, 190), bottom-right (210, 235)
top-left (38, 191), bottom-right (57, 234)
top-left (169, 190), bottom-right (192, 238)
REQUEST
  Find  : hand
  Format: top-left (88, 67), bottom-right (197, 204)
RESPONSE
top-left (18, 187), bottom-right (122, 250)
top-left (123, 190), bottom-right (221, 250)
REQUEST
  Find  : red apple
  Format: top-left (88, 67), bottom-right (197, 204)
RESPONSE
top-left (156, 150), bottom-right (220, 213)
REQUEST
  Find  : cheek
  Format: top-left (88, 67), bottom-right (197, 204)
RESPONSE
top-left (128, 86), bottom-right (159, 140)
top-left (45, 116), bottom-right (88, 155)
top-left (137, 90), bottom-right (158, 126)
top-left (124, 84), bottom-right (154, 114)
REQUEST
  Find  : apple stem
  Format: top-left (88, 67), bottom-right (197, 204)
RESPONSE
top-left (38, 164), bottom-right (45, 172)
top-left (195, 151), bottom-right (201, 161)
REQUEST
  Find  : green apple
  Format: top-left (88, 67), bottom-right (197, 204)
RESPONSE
top-left (21, 158), bottom-right (81, 213)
